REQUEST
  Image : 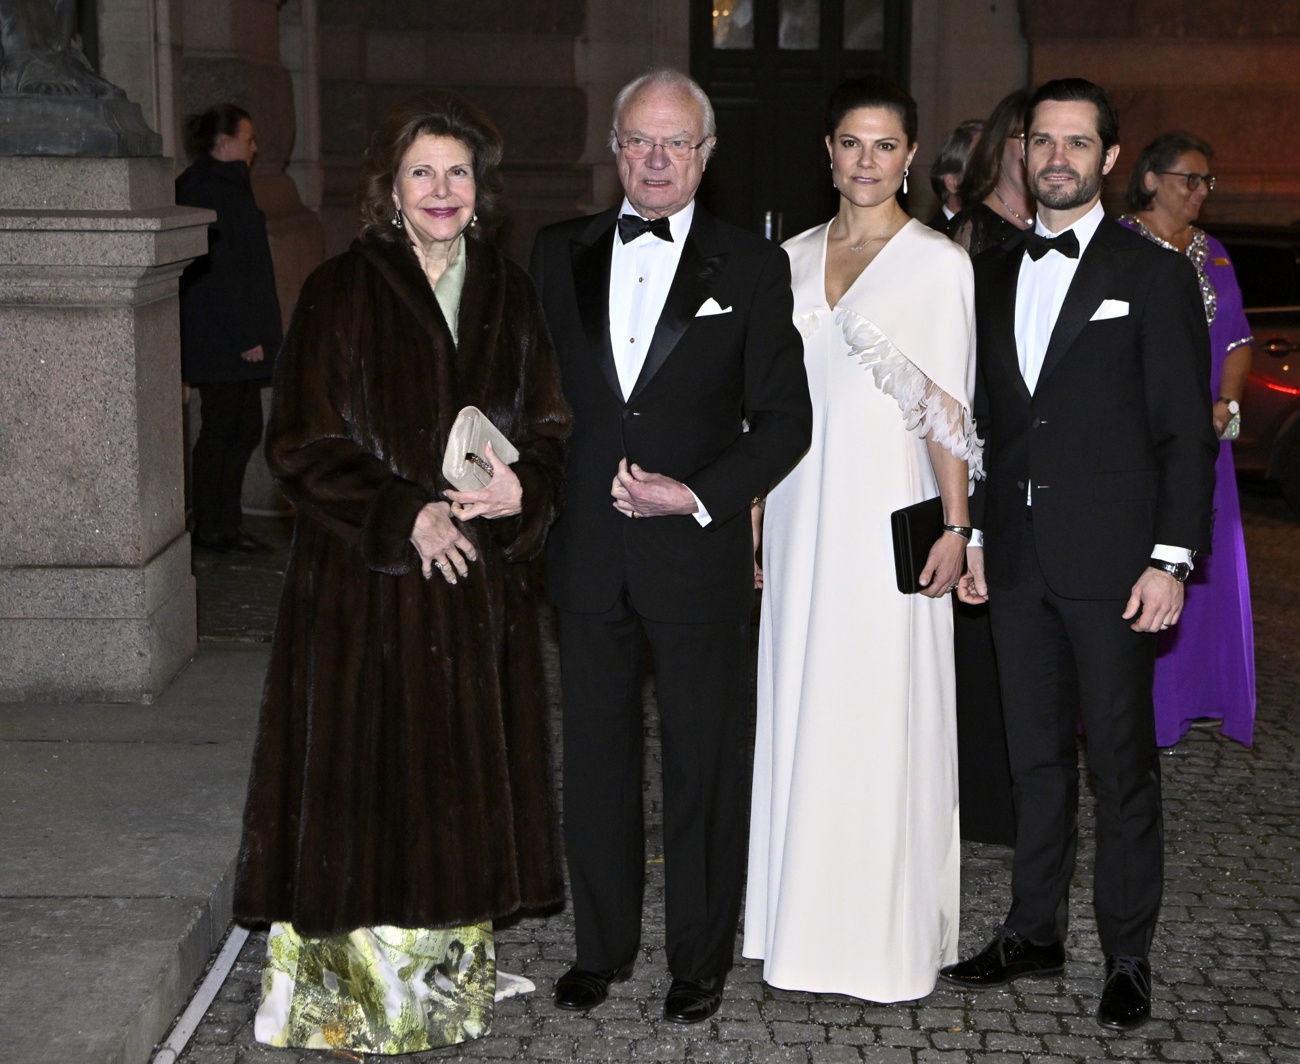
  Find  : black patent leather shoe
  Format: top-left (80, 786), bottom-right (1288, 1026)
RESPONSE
top-left (553, 960), bottom-right (634, 1011)
top-left (1097, 955), bottom-right (1151, 1031)
top-left (663, 974), bottom-right (725, 1024)
top-left (938, 925), bottom-right (1066, 988)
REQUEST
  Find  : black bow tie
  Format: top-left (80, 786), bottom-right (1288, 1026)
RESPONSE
top-left (618, 214), bottom-right (673, 244)
top-left (1022, 228), bottom-right (1080, 261)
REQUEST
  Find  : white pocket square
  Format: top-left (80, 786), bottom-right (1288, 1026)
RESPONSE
top-left (696, 297), bottom-right (732, 317)
top-left (1090, 299), bottom-right (1129, 321)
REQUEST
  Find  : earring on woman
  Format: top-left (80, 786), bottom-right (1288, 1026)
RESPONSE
top-left (470, 212), bottom-right (479, 228)
top-left (903, 168), bottom-right (909, 195)
top-left (392, 208), bottom-right (404, 230)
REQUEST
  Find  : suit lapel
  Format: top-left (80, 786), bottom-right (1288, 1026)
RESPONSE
top-left (627, 208), bottom-right (726, 403)
top-left (1037, 218), bottom-right (1118, 386)
top-left (986, 240), bottom-right (1032, 404)
top-left (569, 210), bottom-right (622, 403)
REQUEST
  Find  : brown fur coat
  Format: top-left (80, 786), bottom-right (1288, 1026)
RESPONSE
top-left (232, 235), bottom-right (571, 935)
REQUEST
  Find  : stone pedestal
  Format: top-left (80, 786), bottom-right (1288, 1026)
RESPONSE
top-left (0, 157), bottom-right (211, 703)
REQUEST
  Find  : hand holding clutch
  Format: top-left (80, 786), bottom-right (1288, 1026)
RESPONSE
top-left (442, 406), bottom-right (520, 491)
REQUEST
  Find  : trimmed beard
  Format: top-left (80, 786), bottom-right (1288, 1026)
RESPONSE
top-left (1031, 165), bottom-right (1102, 212)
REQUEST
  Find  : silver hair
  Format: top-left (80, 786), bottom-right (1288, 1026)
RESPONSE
top-left (608, 68), bottom-right (716, 159)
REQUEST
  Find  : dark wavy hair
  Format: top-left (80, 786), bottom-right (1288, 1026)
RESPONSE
top-left (823, 75), bottom-right (918, 146)
top-left (1025, 77), bottom-right (1120, 152)
top-left (357, 90), bottom-right (504, 243)
top-left (1125, 131), bottom-right (1214, 212)
top-left (929, 119), bottom-right (984, 200)
top-left (184, 104), bottom-right (250, 161)
top-left (958, 88), bottom-right (1031, 208)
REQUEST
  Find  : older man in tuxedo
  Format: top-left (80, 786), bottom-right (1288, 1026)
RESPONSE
top-left (529, 69), bottom-right (811, 1024)
top-left (947, 79), bottom-right (1217, 1031)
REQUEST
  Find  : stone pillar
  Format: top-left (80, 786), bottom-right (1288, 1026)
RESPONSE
top-left (1022, 0), bottom-right (1300, 224)
top-left (0, 157), bottom-right (211, 702)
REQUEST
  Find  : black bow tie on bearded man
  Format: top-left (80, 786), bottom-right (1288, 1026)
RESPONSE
top-left (618, 214), bottom-right (673, 244)
top-left (1022, 228), bottom-right (1080, 261)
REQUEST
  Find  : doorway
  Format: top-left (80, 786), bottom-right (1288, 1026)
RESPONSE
top-left (691, 0), bottom-right (911, 239)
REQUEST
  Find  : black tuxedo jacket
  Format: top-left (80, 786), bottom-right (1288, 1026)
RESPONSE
top-left (970, 216), bottom-right (1218, 600)
top-left (530, 205), bottom-right (812, 623)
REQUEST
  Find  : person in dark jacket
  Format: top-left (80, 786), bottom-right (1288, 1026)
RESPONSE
top-left (176, 104), bottom-right (283, 553)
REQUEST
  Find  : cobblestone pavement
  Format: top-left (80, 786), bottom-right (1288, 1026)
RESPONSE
top-left (175, 487), bottom-right (1300, 1063)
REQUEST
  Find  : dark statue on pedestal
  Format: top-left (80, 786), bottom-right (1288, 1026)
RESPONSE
top-left (0, 0), bottom-right (161, 155)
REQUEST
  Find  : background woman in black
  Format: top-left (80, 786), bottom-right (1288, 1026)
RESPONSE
top-left (176, 103), bottom-right (283, 553)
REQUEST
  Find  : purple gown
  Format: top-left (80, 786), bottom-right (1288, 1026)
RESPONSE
top-left (1121, 219), bottom-right (1256, 746)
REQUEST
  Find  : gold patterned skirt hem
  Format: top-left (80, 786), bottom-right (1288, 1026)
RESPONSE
top-left (253, 920), bottom-right (495, 1053)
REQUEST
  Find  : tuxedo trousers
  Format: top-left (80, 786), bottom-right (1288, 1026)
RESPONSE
top-left (988, 511), bottom-right (1163, 958)
top-left (556, 592), bottom-right (749, 981)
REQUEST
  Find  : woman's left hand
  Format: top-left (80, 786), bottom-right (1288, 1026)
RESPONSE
top-left (918, 530), bottom-right (967, 598)
top-left (443, 440), bottom-right (524, 520)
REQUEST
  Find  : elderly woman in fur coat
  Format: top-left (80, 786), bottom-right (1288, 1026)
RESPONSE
top-left (231, 90), bottom-right (572, 1054)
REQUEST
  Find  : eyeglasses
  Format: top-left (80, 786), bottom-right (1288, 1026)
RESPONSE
top-left (1158, 170), bottom-right (1216, 192)
top-left (615, 135), bottom-right (709, 160)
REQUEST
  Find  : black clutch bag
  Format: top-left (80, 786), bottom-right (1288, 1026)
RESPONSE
top-left (890, 496), bottom-right (951, 595)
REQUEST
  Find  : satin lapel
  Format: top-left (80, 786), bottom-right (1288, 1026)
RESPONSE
top-left (570, 215), bottom-right (622, 403)
top-left (987, 243), bottom-right (1032, 404)
top-left (628, 215), bottom-right (726, 403)
top-left (1038, 223), bottom-right (1117, 386)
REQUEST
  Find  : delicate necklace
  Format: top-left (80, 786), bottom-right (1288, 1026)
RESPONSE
top-left (845, 233), bottom-right (887, 253)
top-left (994, 188), bottom-right (1031, 225)
top-left (836, 219), bottom-right (897, 253)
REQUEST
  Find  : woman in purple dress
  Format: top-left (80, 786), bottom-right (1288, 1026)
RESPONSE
top-left (1122, 131), bottom-right (1255, 747)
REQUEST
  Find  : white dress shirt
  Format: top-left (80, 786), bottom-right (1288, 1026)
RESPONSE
top-left (1014, 200), bottom-right (1104, 396)
top-left (608, 198), bottom-right (711, 525)
top-left (1008, 200), bottom-right (1189, 567)
top-left (609, 198), bottom-right (694, 398)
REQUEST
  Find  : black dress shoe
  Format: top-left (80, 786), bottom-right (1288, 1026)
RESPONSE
top-left (1097, 955), bottom-right (1151, 1031)
top-left (191, 530), bottom-right (239, 554)
top-left (553, 960), bottom-right (634, 1011)
top-left (938, 925), bottom-right (1065, 988)
top-left (663, 974), bottom-right (725, 1024)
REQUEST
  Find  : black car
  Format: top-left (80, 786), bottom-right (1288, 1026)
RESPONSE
top-left (1209, 224), bottom-right (1300, 513)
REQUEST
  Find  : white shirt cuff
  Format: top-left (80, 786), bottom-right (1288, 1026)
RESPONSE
top-left (1151, 543), bottom-right (1193, 568)
top-left (969, 528), bottom-right (984, 548)
top-left (689, 488), bottom-right (711, 527)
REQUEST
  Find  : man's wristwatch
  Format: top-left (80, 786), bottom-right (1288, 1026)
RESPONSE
top-left (1149, 557), bottom-right (1192, 583)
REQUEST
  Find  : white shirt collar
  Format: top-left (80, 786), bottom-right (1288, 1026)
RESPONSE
top-left (618, 197), bottom-right (695, 243)
top-left (1035, 199), bottom-right (1105, 256)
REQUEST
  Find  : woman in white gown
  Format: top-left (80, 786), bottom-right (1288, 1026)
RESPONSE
top-left (745, 76), bottom-right (980, 1003)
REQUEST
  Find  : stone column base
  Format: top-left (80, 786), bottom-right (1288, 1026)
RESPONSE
top-left (0, 537), bottom-right (195, 703)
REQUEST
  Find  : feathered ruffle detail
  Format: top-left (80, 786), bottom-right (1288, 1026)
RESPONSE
top-left (793, 309), bottom-right (824, 339)
top-left (836, 307), bottom-right (984, 481)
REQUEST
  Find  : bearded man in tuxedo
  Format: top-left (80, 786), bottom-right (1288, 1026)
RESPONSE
top-left (947, 78), bottom-right (1216, 1032)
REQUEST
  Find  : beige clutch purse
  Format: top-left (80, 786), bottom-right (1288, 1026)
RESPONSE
top-left (442, 406), bottom-right (520, 491)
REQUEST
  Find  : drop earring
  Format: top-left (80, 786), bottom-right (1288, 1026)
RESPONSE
top-left (392, 207), bottom-right (404, 230)
top-left (470, 212), bottom-right (479, 228)
top-left (902, 168), bottom-right (909, 195)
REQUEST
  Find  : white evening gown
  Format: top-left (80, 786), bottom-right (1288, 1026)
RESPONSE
top-left (744, 219), bottom-right (980, 1002)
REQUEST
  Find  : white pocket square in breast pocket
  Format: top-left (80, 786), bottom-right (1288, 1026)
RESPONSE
top-left (696, 297), bottom-right (732, 317)
top-left (1090, 298), bottom-right (1129, 321)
